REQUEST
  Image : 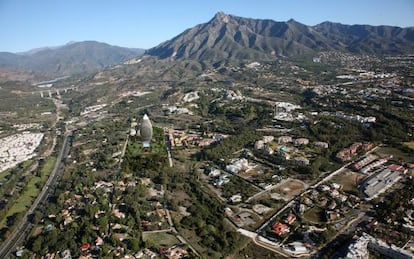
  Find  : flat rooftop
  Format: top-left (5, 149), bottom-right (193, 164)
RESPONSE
top-left (362, 168), bottom-right (402, 200)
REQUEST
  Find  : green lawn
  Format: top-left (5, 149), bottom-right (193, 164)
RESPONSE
top-left (0, 176), bottom-right (40, 228)
top-left (128, 140), bottom-right (166, 156)
top-left (40, 156), bottom-right (57, 183)
top-left (128, 127), bottom-right (167, 157)
top-left (142, 232), bottom-right (180, 248)
top-left (303, 206), bottom-right (325, 224)
top-left (376, 147), bottom-right (414, 163)
top-left (0, 160), bottom-right (35, 182)
top-left (0, 169), bottom-right (12, 183)
top-left (331, 170), bottom-right (364, 195)
top-left (0, 156), bottom-right (57, 229)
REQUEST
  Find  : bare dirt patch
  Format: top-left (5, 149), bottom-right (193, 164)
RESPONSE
top-left (331, 170), bottom-right (365, 194)
top-left (239, 169), bottom-right (258, 178)
top-left (171, 190), bottom-right (191, 202)
top-left (272, 179), bottom-right (307, 200)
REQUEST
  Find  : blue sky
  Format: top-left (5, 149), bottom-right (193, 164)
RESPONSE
top-left (1, 0), bottom-right (413, 52)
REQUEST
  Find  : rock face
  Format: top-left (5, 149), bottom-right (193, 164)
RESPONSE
top-left (140, 114), bottom-right (153, 145)
top-left (147, 12), bottom-right (414, 61)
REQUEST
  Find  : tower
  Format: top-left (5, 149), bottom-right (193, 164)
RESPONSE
top-left (140, 114), bottom-right (153, 148)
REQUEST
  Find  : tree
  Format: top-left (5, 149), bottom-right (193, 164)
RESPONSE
top-left (31, 237), bottom-right (43, 254)
top-left (97, 216), bottom-right (109, 233)
top-left (44, 229), bottom-right (58, 251)
top-left (6, 213), bottom-right (20, 227)
top-left (128, 238), bottom-right (140, 251)
top-left (31, 210), bottom-right (43, 224)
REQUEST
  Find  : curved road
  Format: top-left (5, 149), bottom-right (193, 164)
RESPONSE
top-left (0, 131), bottom-right (73, 258)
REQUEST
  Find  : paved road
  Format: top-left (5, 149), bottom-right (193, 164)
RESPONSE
top-left (237, 229), bottom-right (290, 257)
top-left (164, 130), bottom-right (174, 168)
top-left (0, 131), bottom-right (73, 258)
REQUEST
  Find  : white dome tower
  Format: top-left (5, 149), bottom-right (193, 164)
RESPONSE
top-left (140, 114), bottom-right (153, 147)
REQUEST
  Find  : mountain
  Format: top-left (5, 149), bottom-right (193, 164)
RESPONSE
top-left (147, 12), bottom-right (414, 61)
top-left (313, 21), bottom-right (414, 54)
top-left (0, 41), bottom-right (144, 77)
top-left (16, 41), bottom-right (77, 55)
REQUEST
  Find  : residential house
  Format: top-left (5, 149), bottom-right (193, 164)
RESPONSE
top-left (226, 158), bottom-right (250, 174)
top-left (278, 136), bottom-right (293, 144)
top-left (285, 213), bottom-right (297, 225)
top-left (294, 138), bottom-right (309, 146)
top-left (277, 150), bottom-right (291, 160)
top-left (362, 142), bottom-right (374, 151)
top-left (213, 175), bottom-right (230, 186)
top-left (336, 142), bottom-right (363, 162)
top-left (208, 169), bottom-right (221, 177)
top-left (319, 185), bottom-right (330, 192)
top-left (326, 211), bottom-right (341, 222)
top-left (314, 141), bottom-right (329, 149)
top-left (96, 237), bottom-right (104, 246)
top-left (229, 194), bottom-right (242, 203)
top-left (263, 146), bottom-right (274, 155)
top-left (331, 183), bottom-right (342, 190)
top-left (162, 245), bottom-right (189, 259)
top-left (328, 200), bottom-right (337, 210)
top-left (80, 243), bottom-right (91, 252)
top-left (254, 140), bottom-right (265, 150)
top-left (263, 136), bottom-right (274, 143)
top-left (293, 157), bottom-right (310, 166)
top-left (350, 143), bottom-right (363, 153)
top-left (272, 222), bottom-right (290, 236)
top-left (351, 154), bottom-right (378, 171)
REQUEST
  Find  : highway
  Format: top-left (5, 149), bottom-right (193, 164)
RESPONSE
top-left (0, 131), bottom-right (73, 258)
top-left (165, 132), bottom-right (173, 168)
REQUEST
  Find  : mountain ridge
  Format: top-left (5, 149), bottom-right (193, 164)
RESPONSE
top-left (0, 41), bottom-right (144, 78)
top-left (15, 41), bottom-right (78, 55)
top-left (147, 12), bottom-right (414, 61)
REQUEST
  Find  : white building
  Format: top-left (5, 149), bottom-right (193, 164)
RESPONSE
top-left (262, 136), bottom-right (274, 143)
top-left (294, 138), bottom-right (309, 146)
top-left (293, 157), bottom-right (310, 166)
top-left (254, 140), bottom-right (265, 150)
top-left (278, 136), bottom-right (293, 144)
top-left (183, 91), bottom-right (200, 103)
top-left (229, 194), bottom-right (242, 203)
top-left (226, 158), bottom-right (250, 174)
top-left (362, 168), bottom-right (402, 200)
top-left (313, 141), bottom-right (329, 149)
top-left (345, 233), bottom-right (414, 259)
top-left (208, 169), bottom-right (221, 177)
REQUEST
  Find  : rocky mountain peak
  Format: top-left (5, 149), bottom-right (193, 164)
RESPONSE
top-left (212, 11), bottom-right (231, 23)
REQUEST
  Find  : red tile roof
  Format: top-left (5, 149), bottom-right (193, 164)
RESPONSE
top-left (80, 243), bottom-right (90, 251)
top-left (388, 164), bottom-right (408, 173)
top-left (286, 213), bottom-right (297, 225)
top-left (272, 222), bottom-right (289, 236)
